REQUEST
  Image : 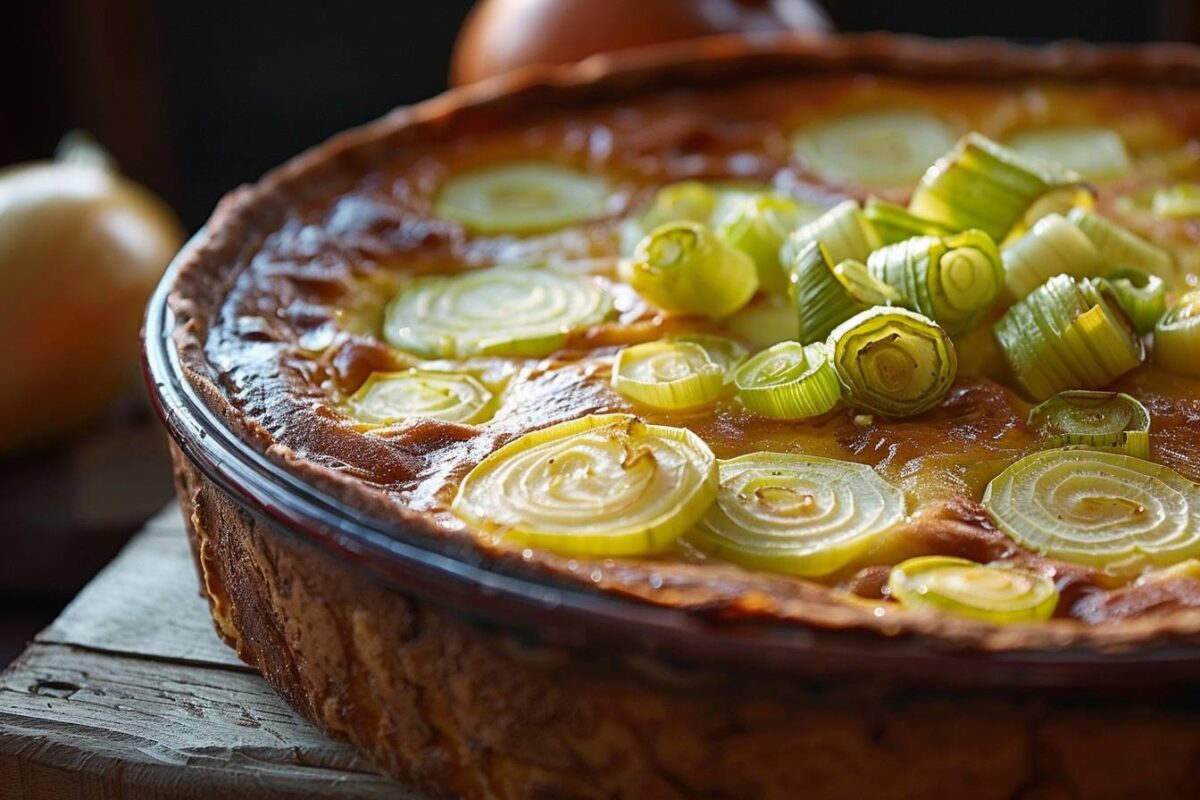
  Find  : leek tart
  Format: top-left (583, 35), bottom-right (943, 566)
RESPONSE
top-left (983, 449), bottom-right (1200, 573)
top-left (452, 414), bottom-right (717, 556)
top-left (828, 307), bottom-right (957, 417)
top-left (630, 221), bottom-right (759, 319)
top-left (1155, 287), bottom-right (1200, 377)
top-left (1005, 126), bottom-right (1132, 180)
top-left (994, 274), bottom-right (1144, 402)
top-left (1027, 390), bottom-right (1151, 459)
top-left (733, 341), bottom-right (841, 420)
top-left (383, 265), bottom-right (613, 358)
top-left (787, 241), bottom-right (899, 344)
top-left (434, 161), bottom-right (609, 234)
top-left (888, 556), bottom-right (1059, 624)
top-left (908, 133), bottom-right (1084, 242)
top-left (348, 370), bottom-right (495, 425)
top-left (612, 341), bottom-right (724, 410)
top-left (866, 229), bottom-right (1004, 335)
top-left (791, 108), bottom-right (958, 187)
top-left (1001, 213), bottom-right (1106, 302)
top-left (691, 452), bottom-right (905, 576)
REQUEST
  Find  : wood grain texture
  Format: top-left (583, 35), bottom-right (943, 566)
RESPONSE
top-left (0, 505), bottom-right (417, 800)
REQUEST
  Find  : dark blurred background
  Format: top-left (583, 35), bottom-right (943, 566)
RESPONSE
top-left (0, 0), bottom-right (1196, 666)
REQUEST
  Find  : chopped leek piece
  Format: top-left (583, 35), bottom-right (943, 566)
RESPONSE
top-left (788, 241), bottom-right (900, 344)
top-left (630, 221), bottom-right (759, 320)
top-left (612, 341), bottom-right (724, 410)
top-left (452, 414), bottom-right (717, 556)
top-left (909, 133), bottom-right (1084, 242)
top-left (888, 556), bottom-right (1058, 624)
top-left (983, 448), bottom-right (1200, 573)
top-left (1152, 182), bottom-right (1200, 219)
top-left (717, 193), bottom-right (813, 293)
top-left (640, 181), bottom-right (719, 229)
top-left (1101, 268), bottom-right (1166, 334)
top-left (435, 161), bottom-right (608, 234)
top-left (383, 265), bottom-right (612, 358)
top-left (734, 341), bottom-right (842, 420)
top-left (1001, 213), bottom-right (1106, 302)
top-left (725, 294), bottom-right (801, 349)
top-left (862, 196), bottom-right (952, 245)
top-left (782, 199), bottom-right (882, 267)
top-left (1067, 207), bottom-right (1176, 287)
top-left (671, 334), bottom-right (748, 387)
top-left (691, 452), bottom-right (905, 576)
top-left (994, 275), bottom-right (1144, 401)
top-left (1005, 126), bottom-right (1132, 180)
top-left (1028, 390), bottom-right (1151, 459)
top-left (348, 370), bottom-right (495, 425)
top-left (866, 229), bottom-right (1004, 335)
top-left (828, 307), bottom-right (957, 418)
top-left (1155, 287), bottom-right (1200, 378)
top-left (791, 109), bottom-right (958, 187)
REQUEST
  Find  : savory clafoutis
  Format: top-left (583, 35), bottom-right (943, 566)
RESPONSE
top-left (194, 74), bottom-right (1200, 630)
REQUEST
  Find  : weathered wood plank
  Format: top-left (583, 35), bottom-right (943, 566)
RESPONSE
top-left (0, 644), bottom-right (411, 799)
top-left (37, 506), bottom-right (245, 670)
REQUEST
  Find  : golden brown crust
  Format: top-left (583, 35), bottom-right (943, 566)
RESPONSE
top-left (173, 445), bottom-right (1200, 799)
top-left (165, 33), bottom-right (1200, 653)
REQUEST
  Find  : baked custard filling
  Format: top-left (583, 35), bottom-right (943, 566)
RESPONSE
top-left (204, 76), bottom-right (1200, 628)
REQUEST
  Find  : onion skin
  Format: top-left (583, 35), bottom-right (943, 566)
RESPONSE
top-left (0, 155), bottom-right (183, 453)
top-left (450, 0), bottom-right (831, 86)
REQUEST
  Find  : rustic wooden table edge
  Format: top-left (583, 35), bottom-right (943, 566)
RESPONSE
top-left (0, 505), bottom-right (419, 800)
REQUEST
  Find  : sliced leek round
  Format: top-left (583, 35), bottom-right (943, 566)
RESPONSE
top-left (435, 161), bottom-right (609, 234)
top-left (1001, 213), bottom-right (1106, 302)
top-left (1101, 268), bottom-right (1166, 334)
top-left (888, 556), bottom-right (1058, 624)
top-left (908, 133), bottom-right (1084, 242)
top-left (717, 193), bottom-right (812, 293)
top-left (828, 306), bottom-right (957, 418)
top-left (1067, 207), bottom-right (1176, 287)
top-left (348, 370), bottom-right (495, 425)
top-left (1005, 126), bottom-right (1132, 180)
top-left (734, 341), bottom-right (842, 420)
top-left (863, 196), bottom-right (952, 245)
top-left (866, 229), bottom-right (1004, 335)
top-left (994, 274), bottom-right (1144, 402)
top-left (671, 333), bottom-right (748, 387)
top-left (791, 109), bottom-right (958, 187)
top-left (383, 265), bottom-right (612, 358)
top-left (782, 199), bottom-right (882, 268)
top-left (1155, 287), bottom-right (1200, 378)
top-left (1028, 390), bottom-right (1151, 459)
top-left (788, 241), bottom-right (900, 344)
top-left (612, 341), bottom-right (724, 410)
top-left (630, 221), bottom-right (759, 320)
top-left (691, 452), bottom-right (905, 576)
top-left (640, 181), bottom-right (719, 230)
top-left (983, 448), bottom-right (1200, 573)
top-left (1152, 182), bottom-right (1200, 219)
top-left (452, 414), bottom-right (717, 556)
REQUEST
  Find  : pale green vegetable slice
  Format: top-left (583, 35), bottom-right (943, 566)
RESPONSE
top-left (788, 241), bottom-right (899, 344)
top-left (782, 199), bottom-right (882, 267)
top-left (1027, 390), bottom-right (1151, 459)
top-left (383, 265), bottom-right (612, 358)
top-left (435, 161), bottom-right (609, 234)
top-left (452, 414), bottom-right (717, 556)
top-left (612, 341), bottom-right (724, 410)
top-left (792, 109), bottom-right (958, 187)
top-left (691, 452), bottom-right (905, 576)
top-left (983, 448), bottom-right (1200, 574)
top-left (1067, 207), bottom-right (1176, 287)
top-left (733, 341), bottom-right (842, 420)
top-left (888, 556), bottom-right (1058, 624)
top-left (1155, 287), bottom-right (1200, 377)
top-left (630, 221), bottom-right (759, 320)
top-left (1006, 126), bottom-right (1132, 180)
top-left (1001, 213), bottom-right (1107, 302)
top-left (348, 370), bottom-right (495, 425)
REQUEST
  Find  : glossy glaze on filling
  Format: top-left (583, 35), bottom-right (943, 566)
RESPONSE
top-left (197, 74), bottom-right (1200, 627)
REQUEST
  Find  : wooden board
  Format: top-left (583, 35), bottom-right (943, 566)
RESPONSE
top-left (0, 506), bottom-right (420, 800)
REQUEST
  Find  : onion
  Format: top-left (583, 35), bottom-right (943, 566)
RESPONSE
top-left (0, 135), bottom-right (183, 453)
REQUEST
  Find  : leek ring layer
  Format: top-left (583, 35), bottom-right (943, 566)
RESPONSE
top-left (348, 370), bottom-right (495, 426)
top-left (1027, 390), bottom-right (1151, 460)
top-left (453, 414), bottom-right (717, 556)
top-left (734, 341), bottom-right (842, 420)
top-left (1155, 287), bottom-right (1200, 378)
top-left (435, 161), bottom-right (609, 234)
top-left (888, 556), bottom-right (1059, 624)
top-left (982, 448), bottom-right (1200, 573)
top-left (791, 109), bottom-right (958, 187)
top-left (692, 452), bottom-right (905, 576)
top-left (612, 341), bottom-right (724, 410)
